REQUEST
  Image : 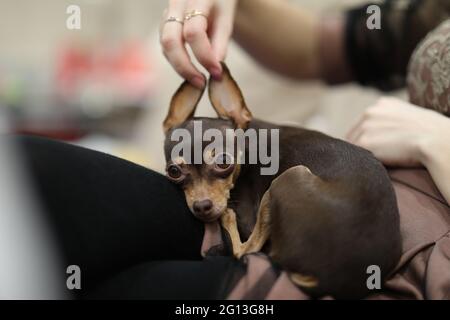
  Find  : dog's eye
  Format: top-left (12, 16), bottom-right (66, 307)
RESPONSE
top-left (167, 164), bottom-right (183, 180)
top-left (215, 153), bottom-right (233, 170)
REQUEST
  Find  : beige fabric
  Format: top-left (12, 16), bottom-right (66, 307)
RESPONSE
top-left (366, 169), bottom-right (450, 300)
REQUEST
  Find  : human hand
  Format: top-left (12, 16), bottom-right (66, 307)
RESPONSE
top-left (346, 97), bottom-right (450, 167)
top-left (160, 0), bottom-right (237, 88)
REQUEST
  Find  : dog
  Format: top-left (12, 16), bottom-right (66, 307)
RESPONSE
top-left (163, 63), bottom-right (402, 299)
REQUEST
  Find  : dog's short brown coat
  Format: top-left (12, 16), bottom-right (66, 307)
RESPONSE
top-left (164, 63), bottom-right (402, 299)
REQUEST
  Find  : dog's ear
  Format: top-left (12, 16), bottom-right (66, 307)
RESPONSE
top-left (208, 62), bottom-right (252, 129)
top-left (163, 79), bottom-right (205, 134)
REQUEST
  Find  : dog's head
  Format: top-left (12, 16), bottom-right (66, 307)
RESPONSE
top-left (163, 63), bottom-right (252, 222)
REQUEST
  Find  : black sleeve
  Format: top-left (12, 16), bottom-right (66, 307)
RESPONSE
top-left (345, 0), bottom-right (450, 91)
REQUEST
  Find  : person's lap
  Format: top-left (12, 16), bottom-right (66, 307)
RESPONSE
top-left (86, 257), bottom-right (244, 299)
top-left (14, 135), bottom-right (239, 299)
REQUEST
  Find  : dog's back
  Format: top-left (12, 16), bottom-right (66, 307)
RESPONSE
top-left (162, 63), bottom-right (402, 299)
top-left (232, 120), bottom-right (402, 299)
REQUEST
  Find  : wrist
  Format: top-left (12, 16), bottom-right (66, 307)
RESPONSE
top-left (416, 113), bottom-right (450, 168)
top-left (417, 135), bottom-right (434, 167)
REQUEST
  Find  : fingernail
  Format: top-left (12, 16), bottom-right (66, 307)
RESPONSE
top-left (210, 66), bottom-right (223, 80)
top-left (191, 76), bottom-right (205, 89)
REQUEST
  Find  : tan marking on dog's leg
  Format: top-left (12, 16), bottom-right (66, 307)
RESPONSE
top-left (288, 272), bottom-right (319, 288)
top-left (221, 209), bottom-right (244, 257)
top-left (238, 191), bottom-right (271, 258)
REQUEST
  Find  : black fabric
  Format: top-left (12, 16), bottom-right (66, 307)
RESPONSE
top-left (345, 0), bottom-right (450, 90)
top-left (86, 257), bottom-right (245, 300)
top-left (14, 135), bottom-right (242, 299)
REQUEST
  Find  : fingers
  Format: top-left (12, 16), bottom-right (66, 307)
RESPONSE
top-left (184, 0), bottom-right (222, 78)
top-left (347, 98), bottom-right (400, 144)
top-left (160, 0), bottom-right (206, 88)
top-left (161, 0), bottom-right (229, 84)
top-left (210, 0), bottom-right (236, 61)
top-left (346, 96), bottom-right (431, 167)
top-left (346, 97), bottom-right (389, 142)
top-left (209, 15), bottom-right (233, 61)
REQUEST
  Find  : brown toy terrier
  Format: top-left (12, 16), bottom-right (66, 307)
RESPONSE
top-left (163, 63), bottom-right (401, 299)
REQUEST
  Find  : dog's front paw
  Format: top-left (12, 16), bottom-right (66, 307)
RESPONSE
top-left (234, 245), bottom-right (247, 259)
top-left (221, 208), bottom-right (236, 225)
top-left (221, 209), bottom-right (246, 259)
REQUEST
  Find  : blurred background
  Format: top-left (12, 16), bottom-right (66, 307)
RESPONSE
top-left (0, 0), bottom-right (411, 299)
top-left (0, 0), bottom-right (405, 173)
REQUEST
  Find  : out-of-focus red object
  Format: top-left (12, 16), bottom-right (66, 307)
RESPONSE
top-left (115, 42), bottom-right (154, 97)
top-left (15, 40), bottom-right (157, 141)
top-left (55, 41), bottom-right (156, 101)
top-left (56, 46), bottom-right (92, 97)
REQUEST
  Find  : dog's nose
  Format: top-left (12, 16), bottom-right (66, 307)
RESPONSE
top-left (193, 199), bottom-right (213, 215)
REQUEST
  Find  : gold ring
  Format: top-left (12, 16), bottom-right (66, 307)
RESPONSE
top-left (185, 10), bottom-right (208, 21)
top-left (165, 16), bottom-right (184, 25)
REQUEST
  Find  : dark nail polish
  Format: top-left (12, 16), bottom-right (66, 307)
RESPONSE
top-left (210, 67), bottom-right (223, 80)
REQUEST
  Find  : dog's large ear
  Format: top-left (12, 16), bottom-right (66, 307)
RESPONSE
top-left (163, 79), bottom-right (205, 134)
top-left (208, 62), bottom-right (252, 129)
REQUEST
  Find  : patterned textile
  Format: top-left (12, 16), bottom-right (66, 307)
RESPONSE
top-left (408, 19), bottom-right (450, 116)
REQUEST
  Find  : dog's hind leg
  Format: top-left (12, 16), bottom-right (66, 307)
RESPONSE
top-left (225, 166), bottom-right (312, 259)
top-left (237, 191), bottom-right (271, 258)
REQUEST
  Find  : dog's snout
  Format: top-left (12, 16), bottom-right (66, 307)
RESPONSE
top-left (193, 199), bottom-right (213, 215)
